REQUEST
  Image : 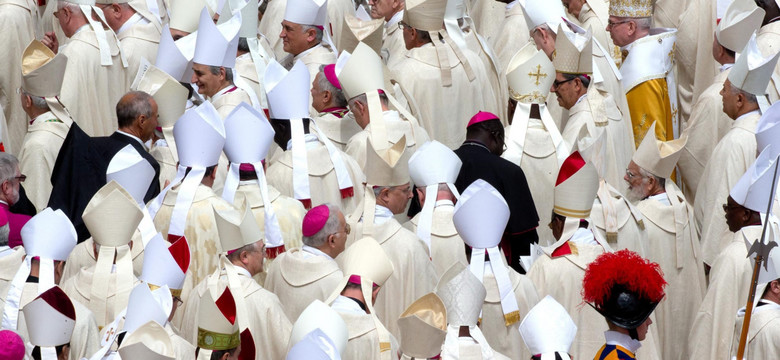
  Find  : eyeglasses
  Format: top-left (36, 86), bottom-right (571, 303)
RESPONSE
top-left (625, 169), bottom-right (638, 179)
top-left (551, 77), bottom-right (576, 90)
top-left (398, 22), bottom-right (412, 31)
top-left (173, 296), bottom-right (183, 306)
top-left (344, 223), bottom-right (351, 235)
top-left (722, 203), bottom-right (741, 212)
top-left (606, 20), bottom-right (631, 28)
top-left (9, 175), bottom-right (25, 183)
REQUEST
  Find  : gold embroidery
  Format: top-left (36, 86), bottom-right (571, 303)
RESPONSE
top-left (503, 310), bottom-right (521, 326)
top-left (197, 329), bottom-right (240, 350)
top-left (528, 64), bottom-right (548, 86)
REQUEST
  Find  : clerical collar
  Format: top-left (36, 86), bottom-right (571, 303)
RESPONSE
top-left (719, 63), bottom-right (733, 72)
top-left (604, 330), bottom-right (641, 354)
top-left (117, 13), bottom-right (147, 35)
top-left (461, 140), bottom-right (491, 153)
top-left (647, 192), bottom-right (670, 206)
top-left (286, 133), bottom-right (320, 151)
top-left (386, 10), bottom-right (404, 28)
top-left (570, 227), bottom-right (597, 246)
top-left (211, 85), bottom-right (238, 103)
top-left (373, 205), bottom-right (394, 225)
top-left (154, 138), bottom-right (168, 148)
top-left (294, 44), bottom-right (322, 62)
top-left (116, 130), bottom-right (146, 149)
top-left (435, 200), bottom-right (454, 208)
top-left (346, 296), bottom-right (368, 312)
top-left (30, 111), bottom-right (56, 125)
top-left (74, 24), bottom-right (90, 36)
top-left (321, 107), bottom-right (349, 118)
top-left (735, 110), bottom-right (760, 124)
top-left (302, 245), bottom-right (334, 260)
top-left (506, 0), bottom-right (518, 10)
top-left (233, 265), bottom-right (251, 278)
top-left (575, 93), bottom-right (587, 106)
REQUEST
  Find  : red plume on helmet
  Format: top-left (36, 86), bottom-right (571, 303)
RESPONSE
top-left (582, 249), bottom-right (667, 329)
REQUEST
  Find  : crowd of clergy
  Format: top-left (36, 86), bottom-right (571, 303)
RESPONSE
top-left (3, 0), bottom-right (780, 359)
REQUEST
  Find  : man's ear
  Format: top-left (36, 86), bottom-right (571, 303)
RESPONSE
top-left (219, 67), bottom-right (228, 81)
top-left (322, 90), bottom-right (332, 104)
top-left (305, 28), bottom-right (317, 42)
top-left (21, 94), bottom-right (32, 109)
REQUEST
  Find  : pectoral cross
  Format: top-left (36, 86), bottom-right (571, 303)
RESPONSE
top-left (528, 65), bottom-right (547, 86)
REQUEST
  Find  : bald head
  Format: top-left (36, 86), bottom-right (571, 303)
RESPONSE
top-left (116, 91), bottom-right (159, 142)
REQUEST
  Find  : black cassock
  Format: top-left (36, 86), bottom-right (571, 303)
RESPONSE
top-left (454, 141), bottom-right (540, 273)
top-left (48, 123), bottom-right (161, 241)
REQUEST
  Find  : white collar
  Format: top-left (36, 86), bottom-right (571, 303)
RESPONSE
top-left (506, 0), bottom-right (518, 10)
top-left (735, 110), bottom-right (760, 123)
top-left (386, 10), bottom-right (404, 28)
top-left (294, 43), bottom-right (323, 61)
top-left (647, 192), bottom-right (670, 206)
top-left (382, 110), bottom-right (400, 122)
top-left (604, 330), bottom-right (642, 354)
top-left (118, 13), bottom-right (148, 35)
top-left (570, 227), bottom-right (598, 246)
top-left (719, 63), bottom-right (733, 72)
top-left (302, 245), bottom-right (334, 260)
top-left (331, 295), bottom-right (366, 314)
top-left (31, 111), bottom-right (56, 123)
top-left (435, 199), bottom-right (454, 208)
top-left (210, 84), bottom-right (238, 103)
top-left (153, 138), bottom-right (168, 148)
top-left (373, 205), bottom-right (394, 225)
top-left (575, 93), bottom-right (588, 105)
top-left (286, 133), bottom-right (320, 151)
top-left (226, 263), bottom-right (252, 278)
top-left (116, 130), bottom-right (146, 149)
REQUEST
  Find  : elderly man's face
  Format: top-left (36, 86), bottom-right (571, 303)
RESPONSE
top-left (624, 161), bottom-right (649, 202)
top-left (369, 0), bottom-right (400, 21)
top-left (311, 72), bottom-right (328, 113)
top-left (551, 73), bottom-right (580, 110)
top-left (280, 20), bottom-right (312, 56)
top-left (606, 16), bottom-right (633, 47)
top-left (720, 79), bottom-right (740, 120)
top-left (140, 99), bottom-right (159, 142)
top-left (382, 183), bottom-right (413, 215)
top-left (2, 166), bottom-right (23, 206)
top-left (191, 63), bottom-right (225, 98)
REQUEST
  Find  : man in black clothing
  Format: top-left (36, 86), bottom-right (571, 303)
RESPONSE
top-left (48, 91), bottom-right (161, 241)
top-left (454, 111), bottom-right (539, 273)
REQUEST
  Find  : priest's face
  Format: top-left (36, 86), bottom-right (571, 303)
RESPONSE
top-left (724, 196), bottom-right (749, 233)
top-left (552, 73), bottom-right (579, 110)
top-left (720, 79), bottom-right (740, 120)
top-left (191, 63), bottom-right (227, 98)
top-left (624, 162), bottom-right (650, 202)
top-left (311, 73), bottom-right (328, 113)
top-left (382, 183), bottom-right (413, 215)
top-left (562, 0), bottom-right (585, 18)
top-left (280, 21), bottom-right (312, 56)
top-left (369, 0), bottom-right (401, 21)
top-left (606, 16), bottom-right (634, 47)
top-left (1, 165), bottom-right (22, 206)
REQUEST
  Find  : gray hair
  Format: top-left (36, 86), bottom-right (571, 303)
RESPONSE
top-left (22, 91), bottom-right (49, 110)
top-left (226, 241), bottom-right (262, 262)
top-left (729, 82), bottom-right (759, 104)
top-left (208, 66), bottom-right (234, 83)
top-left (116, 91), bottom-right (154, 128)
top-left (0, 224), bottom-right (9, 247)
top-left (0, 153), bottom-right (19, 183)
top-left (637, 166), bottom-right (665, 188)
top-left (302, 203), bottom-right (342, 248)
top-left (57, 0), bottom-right (80, 12)
top-left (301, 25), bottom-right (324, 42)
top-left (533, 24), bottom-right (556, 39)
top-left (317, 65), bottom-right (347, 107)
top-left (632, 17), bottom-right (652, 31)
top-left (562, 73), bottom-right (591, 88)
